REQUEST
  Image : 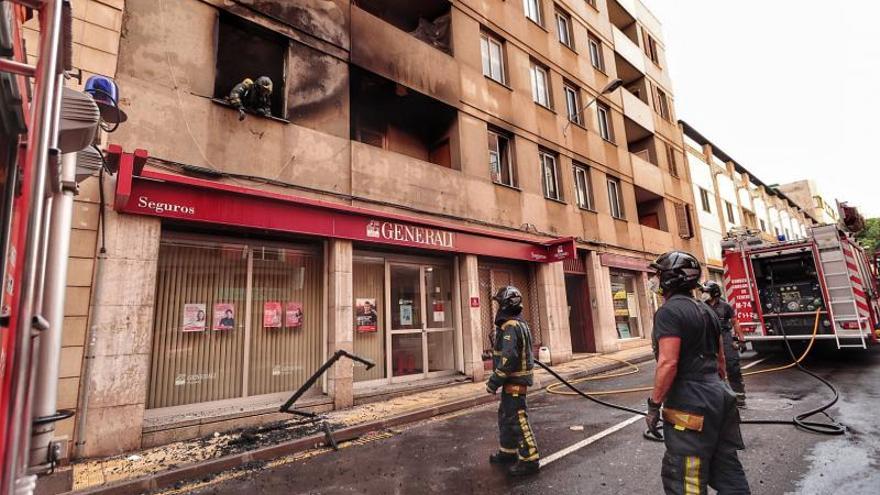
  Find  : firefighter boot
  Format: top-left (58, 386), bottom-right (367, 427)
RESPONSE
top-left (508, 460), bottom-right (540, 477)
top-left (489, 451), bottom-right (517, 465)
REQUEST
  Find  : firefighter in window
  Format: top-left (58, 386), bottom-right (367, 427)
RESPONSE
top-left (486, 286), bottom-right (540, 477)
top-left (226, 76), bottom-right (273, 121)
top-left (701, 280), bottom-right (747, 407)
top-left (646, 251), bottom-right (750, 494)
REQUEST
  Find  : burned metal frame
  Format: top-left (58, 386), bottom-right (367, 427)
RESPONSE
top-left (278, 349), bottom-right (375, 450)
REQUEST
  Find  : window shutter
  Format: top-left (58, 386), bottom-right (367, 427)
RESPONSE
top-left (676, 203), bottom-right (694, 239)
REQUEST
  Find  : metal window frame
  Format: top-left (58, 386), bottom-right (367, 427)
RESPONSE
top-left (555, 10), bottom-right (573, 48)
top-left (597, 104), bottom-right (612, 141)
top-left (564, 83), bottom-right (581, 124)
top-left (573, 164), bottom-right (593, 210)
top-left (541, 151), bottom-right (560, 200)
top-left (608, 177), bottom-right (624, 219)
top-left (588, 34), bottom-right (604, 70)
top-left (480, 31), bottom-right (506, 83)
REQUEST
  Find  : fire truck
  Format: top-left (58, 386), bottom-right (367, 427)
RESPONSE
top-left (722, 225), bottom-right (880, 354)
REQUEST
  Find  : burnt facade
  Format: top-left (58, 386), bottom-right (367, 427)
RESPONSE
top-left (56, 0), bottom-right (705, 457)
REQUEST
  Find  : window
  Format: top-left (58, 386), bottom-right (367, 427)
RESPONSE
top-left (597, 103), bottom-right (613, 142)
top-left (555, 9), bottom-right (574, 48)
top-left (530, 62), bottom-right (552, 108)
top-left (699, 188), bottom-right (712, 213)
top-left (654, 86), bottom-right (671, 120)
top-left (675, 203), bottom-right (694, 239)
top-left (488, 128), bottom-right (516, 187)
top-left (573, 164), bottom-right (594, 210)
top-left (214, 12), bottom-right (287, 119)
top-left (540, 150), bottom-right (562, 201)
top-left (147, 237), bottom-right (323, 409)
top-left (641, 27), bottom-right (660, 65)
top-left (608, 177), bottom-right (624, 219)
top-left (480, 31), bottom-right (506, 84)
top-left (725, 201), bottom-right (736, 224)
top-left (523, 0), bottom-right (543, 24)
top-left (665, 143), bottom-right (679, 177)
top-left (588, 33), bottom-right (604, 71)
top-left (564, 83), bottom-right (581, 125)
top-left (760, 219), bottom-right (767, 232)
top-left (585, 0), bottom-right (597, 9)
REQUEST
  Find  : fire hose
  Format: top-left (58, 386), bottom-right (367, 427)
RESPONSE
top-left (537, 309), bottom-right (846, 437)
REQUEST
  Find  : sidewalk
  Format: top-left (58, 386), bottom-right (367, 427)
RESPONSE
top-left (66, 344), bottom-right (654, 495)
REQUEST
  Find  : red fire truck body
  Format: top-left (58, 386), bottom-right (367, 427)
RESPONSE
top-left (723, 225), bottom-right (880, 351)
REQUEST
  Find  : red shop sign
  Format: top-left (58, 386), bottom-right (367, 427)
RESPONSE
top-left (109, 147), bottom-right (575, 264)
top-left (600, 253), bottom-right (651, 272)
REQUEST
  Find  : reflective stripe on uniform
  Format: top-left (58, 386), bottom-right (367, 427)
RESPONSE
top-left (499, 446), bottom-right (517, 454)
top-left (684, 456), bottom-right (701, 495)
top-left (517, 410), bottom-right (539, 461)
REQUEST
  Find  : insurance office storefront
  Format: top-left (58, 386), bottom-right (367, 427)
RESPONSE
top-left (110, 149), bottom-right (574, 424)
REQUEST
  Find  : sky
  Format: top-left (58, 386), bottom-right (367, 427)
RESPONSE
top-left (644, 0), bottom-right (880, 217)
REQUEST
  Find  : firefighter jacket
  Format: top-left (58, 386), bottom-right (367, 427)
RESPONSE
top-left (488, 313), bottom-right (534, 390)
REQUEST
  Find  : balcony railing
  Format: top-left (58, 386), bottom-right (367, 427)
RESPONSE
top-left (613, 26), bottom-right (645, 76)
top-left (621, 88), bottom-right (654, 134)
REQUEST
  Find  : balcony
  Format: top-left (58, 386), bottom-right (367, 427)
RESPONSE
top-left (630, 152), bottom-right (664, 195)
top-left (621, 87), bottom-right (654, 134)
top-left (350, 67), bottom-right (459, 169)
top-left (608, 0), bottom-right (638, 31)
top-left (612, 27), bottom-right (645, 77)
top-left (351, 3), bottom-right (460, 107)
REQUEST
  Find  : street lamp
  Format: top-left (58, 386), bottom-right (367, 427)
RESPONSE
top-left (563, 78), bottom-right (624, 137)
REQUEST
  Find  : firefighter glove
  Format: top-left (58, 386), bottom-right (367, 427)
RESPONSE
top-left (646, 398), bottom-right (662, 436)
top-left (486, 380), bottom-right (499, 395)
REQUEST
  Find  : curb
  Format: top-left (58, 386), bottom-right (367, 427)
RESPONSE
top-left (73, 350), bottom-right (654, 495)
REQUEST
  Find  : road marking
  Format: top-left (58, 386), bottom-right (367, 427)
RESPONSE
top-left (741, 357), bottom-right (768, 370)
top-left (539, 414), bottom-right (643, 468)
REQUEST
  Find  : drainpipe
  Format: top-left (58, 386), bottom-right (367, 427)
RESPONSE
top-left (28, 151), bottom-right (77, 471)
top-left (72, 178), bottom-right (107, 460)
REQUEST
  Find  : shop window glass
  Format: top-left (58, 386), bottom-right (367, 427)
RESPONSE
top-left (611, 271), bottom-right (641, 339)
top-left (148, 240), bottom-right (248, 409)
top-left (353, 257), bottom-right (387, 382)
top-left (148, 237), bottom-right (322, 410)
top-left (248, 246), bottom-right (322, 396)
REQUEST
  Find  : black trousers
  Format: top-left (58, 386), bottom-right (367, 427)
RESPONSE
top-left (722, 332), bottom-right (745, 395)
top-left (497, 389), bottom-right (539, 462)
top-left (661, 377), bottom-right (750, 494)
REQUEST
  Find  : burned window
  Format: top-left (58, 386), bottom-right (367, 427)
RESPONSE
top-left (351, 68), bottom-right (458, 169)
top-left (354, 0), bottom-right (452, 54)
top-left (675, 203), bottom-right (694, 239)
top-left (213, 12), bottom-right (287, 119)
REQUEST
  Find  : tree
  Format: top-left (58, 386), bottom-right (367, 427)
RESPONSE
top-left (856, 217), bottom-right (880, 256)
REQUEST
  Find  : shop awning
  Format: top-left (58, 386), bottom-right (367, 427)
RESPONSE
top-left (109, 146), bottom-right (575, 263)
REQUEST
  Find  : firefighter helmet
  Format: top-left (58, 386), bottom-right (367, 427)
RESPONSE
top-left (701, 280), bottom-right (723, 299)
top-left (493, 285), bottom-right (523, 311)
top-left (650, 251), bottom-right (702, 292)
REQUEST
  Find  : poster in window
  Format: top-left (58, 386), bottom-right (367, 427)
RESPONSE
top-left (433, 302), bottom-right (445, 323)
top-left (183, 303), bottom-right (207, 332)
top-left (356, 298), bottom-right (378, 333)
top-left (285, 302), bottom-right (304, 329)
top-left (213, 303), bottom-right (235, 331)
top-left (263, 301), bottom-right (282, 328)
top-left (400, 303), bottom-right (413, 326)
top-left (617, 322), bottom-right (632, 339)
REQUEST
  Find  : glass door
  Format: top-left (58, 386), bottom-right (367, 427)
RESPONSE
top-left (425, 265), bottom-right (456, 376)
top-left (389, 264), bottom-right (425, 381)
top-left (387, 262), bottom-right (457, 382)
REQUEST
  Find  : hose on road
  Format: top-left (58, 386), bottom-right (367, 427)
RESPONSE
top-left (539, 309), bottom-right (846, 436)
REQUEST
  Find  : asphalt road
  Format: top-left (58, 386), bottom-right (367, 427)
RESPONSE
top-left (177, 347), bottom-right (880, 495)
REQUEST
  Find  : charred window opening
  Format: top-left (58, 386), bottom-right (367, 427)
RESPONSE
top-left (351, 68), bottom-right (458, 169)
top-left (214, 11), bottom-right (287, 119)
top-left (635, 186), bottom-right (667, 231)
top-left (354, 0), bottom-right (452, 54)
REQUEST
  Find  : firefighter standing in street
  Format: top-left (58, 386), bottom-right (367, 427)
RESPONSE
top-left (701, 280), bottom-right (747, 407)
top-left (486, 286), bottom-right (540, 477)
top-left (646, 251), bottom-right (750, 494)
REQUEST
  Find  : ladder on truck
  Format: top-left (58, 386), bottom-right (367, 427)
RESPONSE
top-left (812, 226), bottom-right (868, 349)
top-left (1, 1), bottom-right (67, 495)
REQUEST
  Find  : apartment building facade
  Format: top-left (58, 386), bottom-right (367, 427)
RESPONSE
top-left (42, 0), bottom-right (704, 457)
top-left (776, 180), bottom-right (840, 226)
top-left (681, 121), bottom-right (816, 282)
